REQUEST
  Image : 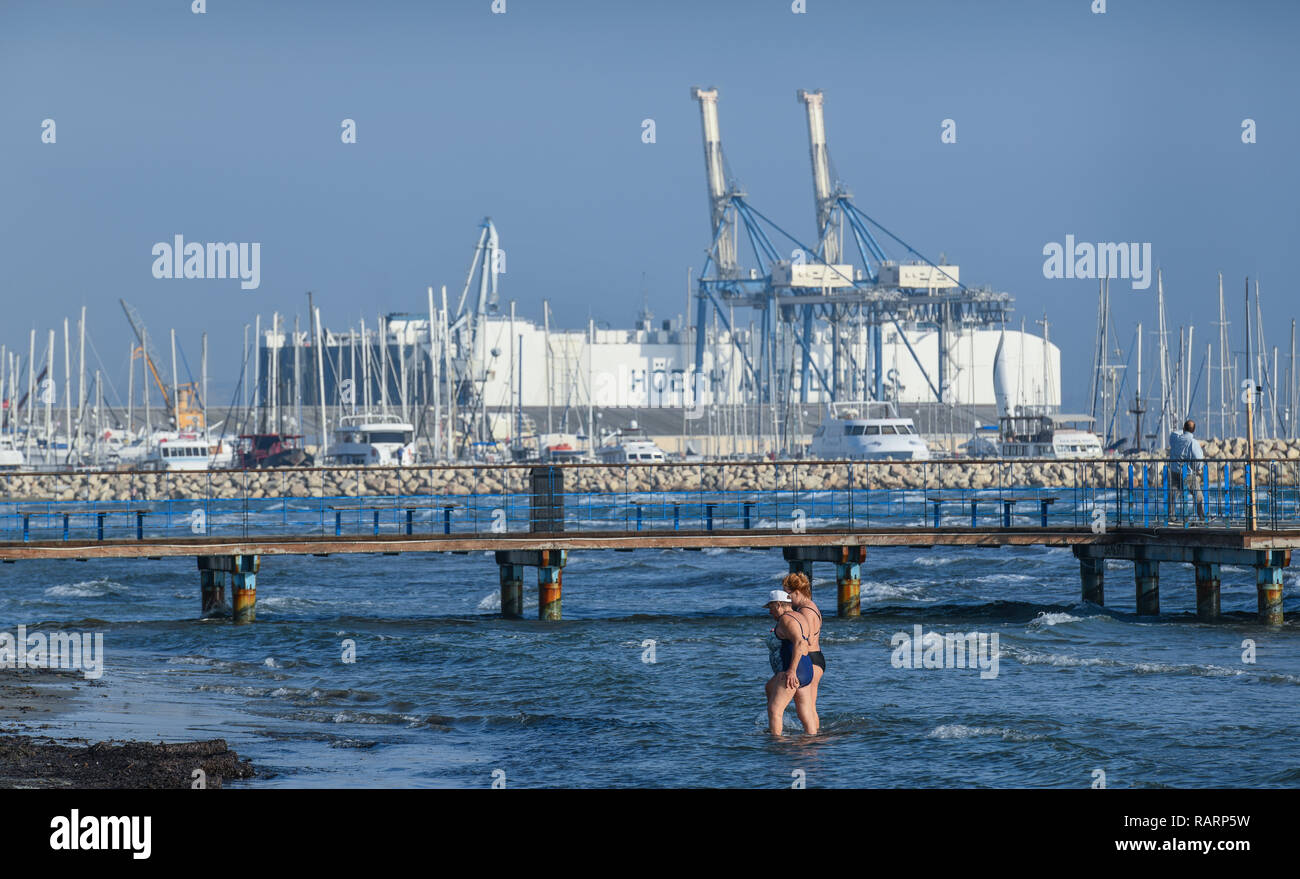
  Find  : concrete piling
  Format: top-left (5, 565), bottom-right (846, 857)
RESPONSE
top-left (199, 569), bottom-right (226, 618)
top-left (231, 563), bottom-right (258, 624)
top-left (495, 549), bottom-right (567, 620)
top-left (1134, 560), bottom-right (1160, 615)
top-left (1256, 564), bottom-right (1284, 626)
top-left (197, 555), bottom-right (259, 623)
top-left (1193, 562), bottom-right (1221, 622)
top-left (835, 561), bottom-right (861, 617)
top-left (538, 565), bottom-right (562, 620)
top-left (782, 545), bottom-right (866, 617)
top-left (1079, 557), bottom-right (1105, 605)
top-left (787, 559), bottom-right (814, 580)
top-left (499, 563), bottom-right (524, 619)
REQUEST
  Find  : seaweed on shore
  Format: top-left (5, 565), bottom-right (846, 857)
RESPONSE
top-left (0, 735), bottom-right (254, 789)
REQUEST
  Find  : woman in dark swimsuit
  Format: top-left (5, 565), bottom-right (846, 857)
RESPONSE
top-left (783, 572), bottom-right (823, 735)
top-left (764, 589), bottom-right (815, 736)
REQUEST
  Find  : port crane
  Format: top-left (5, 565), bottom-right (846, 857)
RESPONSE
top-left (446, 218), bottom-right (503, 452)
top-left (689, 87), bottom-right (1014, 432)
top-left (119, 299), bottom-right (205, 432)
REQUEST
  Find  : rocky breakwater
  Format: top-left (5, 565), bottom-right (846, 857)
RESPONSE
top-left (1, 440), bottom-right (1298, 504)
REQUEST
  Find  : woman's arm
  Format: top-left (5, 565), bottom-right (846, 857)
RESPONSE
top-left (779, 615), bottom-right (807, 688)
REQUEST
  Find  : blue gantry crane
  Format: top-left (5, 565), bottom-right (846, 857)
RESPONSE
top-left (688, 87), bottom-right (1014, 423)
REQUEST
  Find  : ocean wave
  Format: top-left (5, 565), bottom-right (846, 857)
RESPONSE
top-left (1027, 612), bottom-right (1086, 628)
top-left (913, 556), bottom-right (960, 567)
top-left (861, 581), bottom-right (927, 601)
top-left (927, 724), bottom-right (1047, 742)
top-left (476, 591), bottom-right (538, 612)
top-left (44, 578), bottom-right (126, 599)
top-left (256, 596), bottom-right (328, 612)
top-left (1003, 648), bottom-right (1107, 668)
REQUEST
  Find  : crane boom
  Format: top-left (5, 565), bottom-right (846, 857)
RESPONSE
top-left (796, 88), bottom-right (841, 264)
top-left (120, 298), bottom-right (205, 431)
top-left (119, 299), bottom-right (173, 411)
top-left (691, 87), bottom-right (738, 276)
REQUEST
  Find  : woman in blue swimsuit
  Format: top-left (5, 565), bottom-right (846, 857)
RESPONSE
top-left (783, 572), bottom-right (823, 735)
top-left (764, 589), bottom-right (814, 736)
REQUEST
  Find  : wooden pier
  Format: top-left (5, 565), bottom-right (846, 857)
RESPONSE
top-left (1, 526), bottom-right (1291, 625)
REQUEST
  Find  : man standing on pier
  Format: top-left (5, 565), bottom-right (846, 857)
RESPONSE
top-left (1168, 420), bottom-right (1206, 521)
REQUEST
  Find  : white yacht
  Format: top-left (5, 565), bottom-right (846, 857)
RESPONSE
top-left (139, 432), bottom-right (216, 471)
top-left (0, 435), bottom-right (25, 470)
top-left (325, 414), bottom-right (417, 466)
top-left (808, 401), bottom-right (931, 461)
top-left (964, 412), bottom-right (1103, 459)
top-left (595, 421), bottom-right (667, 464)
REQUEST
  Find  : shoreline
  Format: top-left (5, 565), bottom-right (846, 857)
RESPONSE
top-left (0, 668), bottom-right (254, 789)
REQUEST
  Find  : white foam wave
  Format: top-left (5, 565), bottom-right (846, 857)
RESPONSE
top-left (44, 578), bottom-right (123, 598)
top-left (927, 724), bottom-right (1046, 742)
top-left (1027, 612), bottom-right (1085, 628)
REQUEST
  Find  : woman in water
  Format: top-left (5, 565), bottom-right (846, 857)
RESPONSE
top-left (764, 589), bottom-right (817, 736)
top-left (783, 571), bottom-right (824, 735)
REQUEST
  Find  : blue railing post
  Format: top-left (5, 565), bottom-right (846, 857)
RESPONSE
top-left (1223, 462), bottom-right (1230, 520)
top-left (1164, 460), bottom-right (1175, 522)
top-left (62, 513), bottom-right (69, 541)
top-left (1127, 463), bottom-right (1134, 526)
top-left (1142, 464), bottom-right (1149, 527)
top-left (97, 512), bottom-right (105, 541)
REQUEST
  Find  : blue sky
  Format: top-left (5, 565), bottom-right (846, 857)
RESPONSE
top-left (3, 0), bottom-right (1296, 409)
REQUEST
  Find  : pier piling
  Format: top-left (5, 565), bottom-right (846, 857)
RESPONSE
top-left (783, 545), bottom-right (866, 616)
top-left (498, 563), bottom-right (524, 619)
top-left (1079, 557), bottom-right (1105, 605)
top-left (197, 555), bottom-right (259, 623)
top-left (538, 564), bottom-right (562, 620)
top-left (1256, 563), bottom-right (1284, 626)
top-left (835, 561), bottom-right (861, 617)
top-left (1193, 562), bottom-right (1221, 622)
top-left (199, 569), bottom-right (226, 617)
top-left (1134, 560), bottom-right (1160, 616)
top-left (786, 558), bottom-right (814, 580)
top-left (495, 549), bottom-right (567, 620)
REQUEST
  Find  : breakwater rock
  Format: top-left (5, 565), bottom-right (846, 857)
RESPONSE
top-left (1, 440), bottom-right (1297, 503)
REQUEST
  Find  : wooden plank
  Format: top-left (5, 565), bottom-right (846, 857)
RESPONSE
top-left (2, 526), bottom-right (1298, 561)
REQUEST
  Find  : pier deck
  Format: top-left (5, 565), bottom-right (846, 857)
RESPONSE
top-left (1, 525), bottom-right (1298, 560)
top-left (1, 458), bottom-right (1295, 623)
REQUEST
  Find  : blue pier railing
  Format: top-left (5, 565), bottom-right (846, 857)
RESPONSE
top-left (1, 457), bottom-right (1298, 543)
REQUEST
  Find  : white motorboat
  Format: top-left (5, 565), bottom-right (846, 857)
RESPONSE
top-left (325, 414), bottom-right (417, 466)
top-left (964, 412), bottom-right (1103, 459)
top-left (808, 401), bottom-right (931, 461)
top-left (0, 434), bottom-right (24, 470)
top-left (139, 432), bottom-right (217, 471)
top-left (595, 421), bottom-right (667, 464)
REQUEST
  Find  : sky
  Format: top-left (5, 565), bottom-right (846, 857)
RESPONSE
top-left (2, 0), bottom-right (1297, 411)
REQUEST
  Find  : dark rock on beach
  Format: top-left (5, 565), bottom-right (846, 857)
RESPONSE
top-left (0, 735), bottom-right (255, 789)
